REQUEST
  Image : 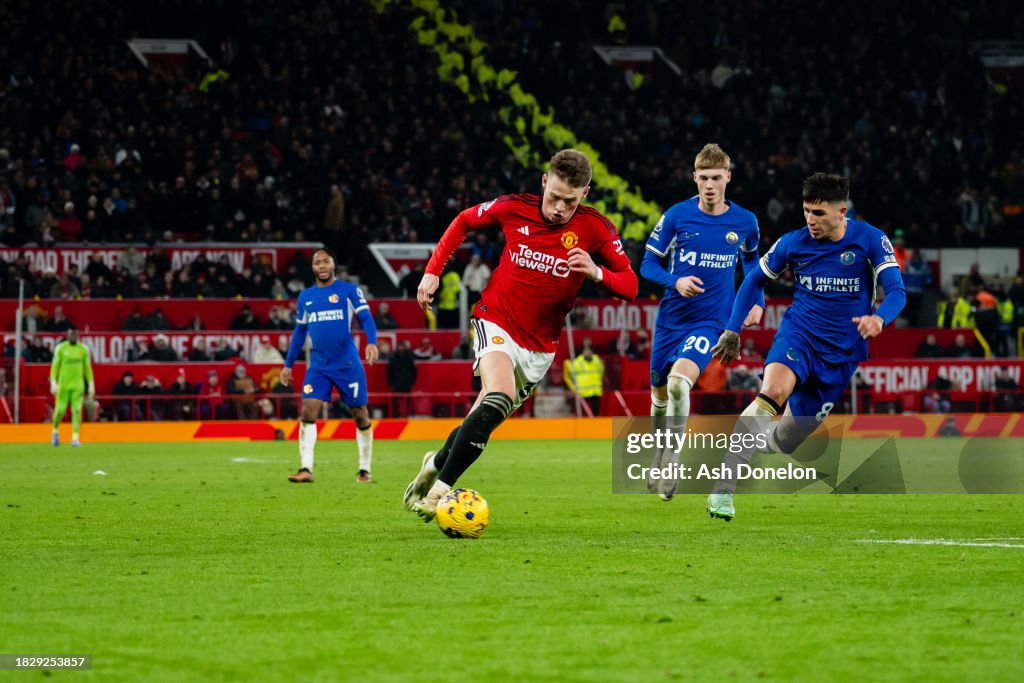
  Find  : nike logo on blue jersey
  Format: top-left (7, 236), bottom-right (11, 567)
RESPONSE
top-left (304, 301), bottom-right (313, 306)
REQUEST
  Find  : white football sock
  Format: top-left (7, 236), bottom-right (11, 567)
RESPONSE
top-left (717, 396), bottom-right (780, 492)
top-left (427, 479), bottom-right (452, 501)
top-left (650, 396), bottom-right (667, 417)
top-left (299, 421), bottom-right (317, 471)
top-left (356, 424), bottom-right (373, 472)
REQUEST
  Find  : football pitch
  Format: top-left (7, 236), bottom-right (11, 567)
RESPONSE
top-left (2, 438), bottom-right (1022, 682)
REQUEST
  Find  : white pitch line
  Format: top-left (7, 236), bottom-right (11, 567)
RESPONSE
top-left (858, 539), bottom-right (1024, 549)
top-left (231, 457), bottom-right (290, 464)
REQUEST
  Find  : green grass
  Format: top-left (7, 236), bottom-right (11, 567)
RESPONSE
top-left (2, 439), bottom-right (1022, 682)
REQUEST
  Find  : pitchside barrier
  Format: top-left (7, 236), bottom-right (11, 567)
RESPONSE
top-left (3, 413), bottom-right (1024, 445)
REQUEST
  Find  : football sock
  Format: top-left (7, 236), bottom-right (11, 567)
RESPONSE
top-left (299, 420), bottom-right (317, 471)
top-left (716, 393), bottom-right (781, 493)
top-left (650, 396), bottom-right (667, 417)
top-left (437, 392), bottom-right (514, 486)
top-left (425, 479), bottom-right (451, 503)
top-left (431, 426), bottom-right (461, 471)
top-left (356, 422), bottom-right (373, 472)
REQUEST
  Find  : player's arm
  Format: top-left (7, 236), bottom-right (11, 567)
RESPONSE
top-left (419, 198), bottom-right (506, 311)
top-left (569, 235), bottom-right (638, 300)
top-left (639, 213), bottom-right (703, 297)
top-left (281, 298), bottom-right (309, 386)
top-left (713, 236), bottom-right (788, 364)
top-left (351, 287), bottom-right (379, 365)
top-left (83, 347), bottom-right (95, 398)
top-left (854, 262), bottom-right (906, 339)
top-left (49, 344), bottom-right (62, 395)
top-left (738, 223), bottom-right (766, 326)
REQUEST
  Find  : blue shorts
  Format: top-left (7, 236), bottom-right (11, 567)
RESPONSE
top-left (302, 365), bottom-right (368, 407)
top-left (765, 331), bottom-right (858, 420)
top-left (649, 323), bottom-right (723, 387)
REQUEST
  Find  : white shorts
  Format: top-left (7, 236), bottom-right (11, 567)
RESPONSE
top-left (470, 318), bottom-right (555, 409)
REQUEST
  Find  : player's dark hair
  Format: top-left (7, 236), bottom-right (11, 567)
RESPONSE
top-left (312, 247), bottom-right (337, 263)
top-left (549, 149), bottom-right (592, 188)
top-left (802, 173), bottom-right (850, 204)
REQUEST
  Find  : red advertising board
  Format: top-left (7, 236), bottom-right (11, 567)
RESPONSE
top-left (0, 244), bottom-right (323, 276)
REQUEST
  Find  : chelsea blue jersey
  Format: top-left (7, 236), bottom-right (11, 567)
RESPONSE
top-left (294, 280), bottom-right (370, 368)
top-left (759, 219), bottom-right (900, 363)
top-left (644, 197), bottom-right (760, 329)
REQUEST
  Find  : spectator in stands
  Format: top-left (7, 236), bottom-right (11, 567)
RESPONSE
top-left (263, 306), bottom-right (290, 330)
top-left (902, 249), bottom-right (932, 325)
top-left (387, 340), bottom-right (418, 417)
top-left (939, 416), bottom-right (962, 437)
top-left (44, 305), bottom-right (74, 332)
top-left (270, 279), bottom-right (289, 300)
top-left (91, 275), bottom-right (113, 298)
top-left (27, 335), bottom-right (52, 362)
top-left (462, 254), bottom-right (491, 305)
top-left (993, 368), bottom-right (1019, 411)
top-left (376, 339), bottom-right (393, 362)
top-left (946, 333), bottom-right (977, 358)
top-left (450, 334), bottom-right (473, 360)
top-left (727, 365), bottom-right (760, 392)
top-left (167, 369), bottom-right (196, 420)
top-left (232, 304), bottom-right (261, 330)
top-left (123, 309), bottom-right (150, 331)
top-left (183, 312), bottom-right (207, 332)
top-left (564, 340), bottom-right (604, 416)
top-left (374, 302), bottom-right (400, 330)
top-left (188, 339), bottom-right (213, 362)
top-left (937, 288), bottom-right (972, 328)
top-left (48, 272), bottom-right (79, 300)
top-left (606, 330), bottom-right (635, 359)
top-left (470, 232), bottom-right (497, 267)
top-left (112, 371), bottom-right (141, 421)
top-left (138, 375), bottom-right (165, 420)
top-left (251, 337), bottom-right (285, 364)
top-left (173, 270), bottom-right (199, 298)
top-left (923, 370), bottom-right (955, 414)
top-left (149, 308), bottom-right (171, 331)
top-left (436, 264), bottom-right (462, 329)
top-left (119, 247), bottom-right (145, 278)
top-left (227, 364), bottom-right (259, 419)
top-left (413, 337), bottom-right (442, 361)
top-left (916, 334), bottom-right (945, 359)
top-left (633, 329), bottom-right (651, 360)
top-left (200, 370), bottom-right (229, 420)
top-left (400, 263), bottom-right (426, 299)
top-left (213, 337), bottom-right (242, 361)
top-left (127, 339), bottom-right (152, 362)
top-left (149, 335), bottom-right (180, 362)
top-left (740, 338), bottom-right (763, 364)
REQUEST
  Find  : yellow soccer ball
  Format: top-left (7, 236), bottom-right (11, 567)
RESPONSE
top-left (436, 488), bottom-right (489, 538)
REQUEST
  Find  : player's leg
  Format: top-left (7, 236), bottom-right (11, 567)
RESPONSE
top-left (289, 369), bottom-right (329, 482)
top-left (51, 388), bottom-right (70, 447)
top-left (656, 357), bottom-right (701, 501)
top-left (708, 360), bottom-right (798, 521)
top-left (411, 350), bottom-right (516, 520)
top-left (69, 389), bottom-right (84, 447)
top-left (760, 361), bottom-right (854, 456)
top-left (647, 324), bottom-right (680, 417)
top-left (336, 366), bottom-right (373, 483)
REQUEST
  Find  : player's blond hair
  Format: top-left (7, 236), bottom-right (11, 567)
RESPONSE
top-left (694, 143), bottom-right (731, 171)
top-left (549, 149), bottom-right (592, 188)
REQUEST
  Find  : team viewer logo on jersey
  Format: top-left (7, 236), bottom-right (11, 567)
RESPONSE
top-left (725, 231), bottom-right (739, 244)
top-left (560, 231), bottom-right (579, 249)
top-left (840, 251), bottom-right (856, 265)
top-left (303, 384), bottom-right (313, 394)
top-left (329, 294), bottom-right (339, 303)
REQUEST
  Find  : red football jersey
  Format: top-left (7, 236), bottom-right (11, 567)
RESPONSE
top-left (427, 194), bottom-right (636, 352)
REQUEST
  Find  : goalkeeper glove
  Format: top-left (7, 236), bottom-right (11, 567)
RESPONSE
top-left (50, 379), bottom-right (59, 395)
top-left (87, 382), bottom-right (96, 399)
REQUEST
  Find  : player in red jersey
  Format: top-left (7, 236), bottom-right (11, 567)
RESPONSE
top-left (403, 149), bottom-right (639, 520)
